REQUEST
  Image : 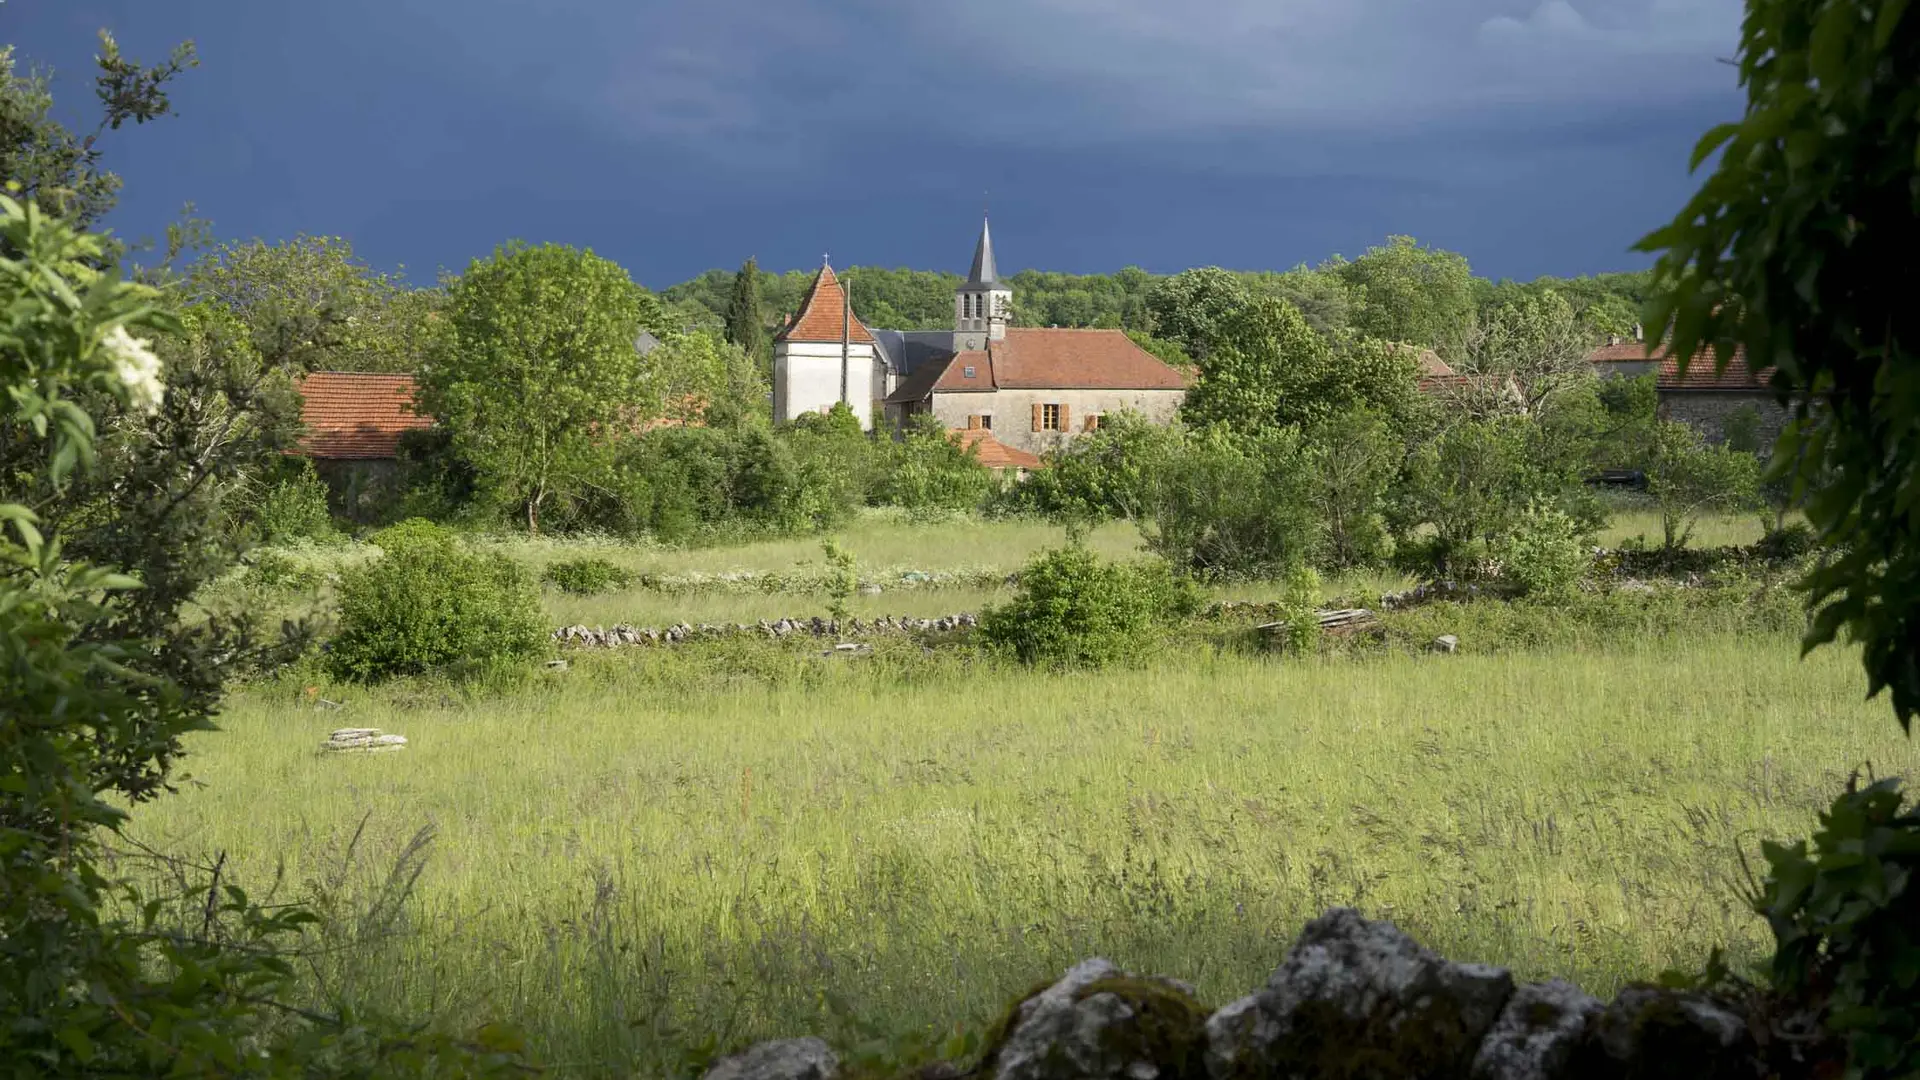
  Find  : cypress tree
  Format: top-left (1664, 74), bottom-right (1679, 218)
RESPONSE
top-left (725, 257), bottom-right (768, 360)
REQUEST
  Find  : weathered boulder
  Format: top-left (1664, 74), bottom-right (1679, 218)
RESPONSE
top-left (1570, 985), bottom-right (1755, 1080)
top-left (1470, 979), bottom-right (1602, 1080)
top-left (321, 728), bottom-right (407, 753)
top-left (984, 958), bottom-right (1210, 1080)
top-left (1431, 634), bottom-right (1460, 654)
top-left (701, 1037), bottom-right (838, 1080)
top-left (1205, 908), bottom-right (1513, 1079)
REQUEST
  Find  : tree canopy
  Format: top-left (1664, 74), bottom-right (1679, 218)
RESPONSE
top-left (1639, 0), bottom-right (1920, 728)
top-left (418, 242), bottom-right (652, 534)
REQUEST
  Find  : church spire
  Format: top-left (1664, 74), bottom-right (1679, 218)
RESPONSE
top-left (966, 215), bottom-right (1001, 288)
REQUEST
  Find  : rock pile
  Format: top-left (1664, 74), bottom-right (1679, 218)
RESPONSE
top-left (320, 728), bottom-right (406, 753)
top-left (553, 613), bottom-right (979, 649)
top-left (699, 909), bottom-right (1776, 1080)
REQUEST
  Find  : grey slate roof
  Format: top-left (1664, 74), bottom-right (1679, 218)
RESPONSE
top-left (961, 217), bottom-right (1005, 289)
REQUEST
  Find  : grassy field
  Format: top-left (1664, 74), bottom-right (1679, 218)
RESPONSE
top-left (128, 628), bottom-right (1911, 1077)
top-left (216, 507), bottom-right (1767, 632)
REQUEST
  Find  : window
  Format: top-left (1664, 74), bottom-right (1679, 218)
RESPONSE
top-left (1041, 403), bottom-right (1062, 431)
top-left (1084, 414), bottom-right (1102, 432)
top-left (963, 365), bottom-right (976, 379)
top-left (980, 413), bottom-right (992, 430)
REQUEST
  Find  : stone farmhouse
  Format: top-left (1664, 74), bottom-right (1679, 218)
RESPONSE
top-left (1587, 331), bottom-right (1787, 448)
top-left (772, 217), bottom-right (1190, 457)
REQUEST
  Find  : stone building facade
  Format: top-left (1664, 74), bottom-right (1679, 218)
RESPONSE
top-left (773, 217), bottom-right (1190, 452)
top-left (1588, 339), bottom-right (1789, 452)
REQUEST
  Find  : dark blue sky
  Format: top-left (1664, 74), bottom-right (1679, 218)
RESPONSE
top-left (8, 0), bottom-right (1744, 290)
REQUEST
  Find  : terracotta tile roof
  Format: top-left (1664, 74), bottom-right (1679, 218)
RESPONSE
top-left (296, 372), bottom-right (433, 459)
top-left (1588, 340), bottom-right (1776, 390)
top-left (950, 427), bottom-right (1043, 470)
top-left (933, 350), bottom-right (995, 392)
top-left (774, 264), bottom-right (875, 345)
top-left (986, 328), bottom-right (1187, 390)
top-left (883, 356), bottom-right (952, 404)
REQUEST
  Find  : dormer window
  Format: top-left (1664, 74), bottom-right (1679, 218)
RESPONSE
top-left (963, 365), bottom-right (976, 379)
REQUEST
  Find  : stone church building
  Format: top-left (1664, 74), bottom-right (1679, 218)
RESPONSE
top-left (771, 218), bottom-right (1189, 455)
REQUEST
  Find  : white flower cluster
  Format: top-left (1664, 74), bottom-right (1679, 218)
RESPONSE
top-left (101, 324), bottom-right (164, 414)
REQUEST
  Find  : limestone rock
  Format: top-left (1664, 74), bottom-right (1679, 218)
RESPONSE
top-left (1471, 979), bottom-right (1602, 1080)
top-left (322, 728), bottom-right (406, 753)
top-left (1205, 908), bottom-right (1513, 1079)
top-left (701, 1037), bottom-right (838, 1080)
top-left (858, 583), bottom-right (883, 596)
top-left (1574, 985), bottom-right (1755, 1080)
top-left (987, 958), bottom-right (1209, 1080)
top-left (1431, 634), bottom-right (1460, 654)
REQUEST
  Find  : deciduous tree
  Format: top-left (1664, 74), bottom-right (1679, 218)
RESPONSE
top-left (419, 242), bottom-right (650, 534)
top-left (1337, 235), bottom-right (1478, 361)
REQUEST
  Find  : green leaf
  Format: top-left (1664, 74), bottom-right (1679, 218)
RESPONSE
top-left (1689, 122), bottom-right (1742, 170)
top-left (1876, 0), bottom-right (1911, 51)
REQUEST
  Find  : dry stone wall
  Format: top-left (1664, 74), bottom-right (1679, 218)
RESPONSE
top-left (698, 908), bottom-right (1805, 1080)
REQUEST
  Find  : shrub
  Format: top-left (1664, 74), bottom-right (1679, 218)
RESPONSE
top-left (1001, 410), bottom-right (1178, 523)
top-left (1306, 409), bottom-right (1399, 568)
top-left (1267, 564), bottom-right (1323, 654)
top-left (980, 545), bottom-right (1199, 668)
top-left (543, 556), bottom-right (635, 594)
top-left (872, 416), bottom-right (995, 513)
top-left (1754, 521), bottom-right (1817, 562)
top-left (1496, 501), bottom-right (1591, 600)
top-left (254, 458), bottom-right (340, 543)
top-left (1644, 420), bottom-right (1764, 551)
top-left (241, 549), bottom-right (326, 594)
top-left (1142, 425), bottom-right (1320, 580)
top-left (821, 538), bottom-right (858, 624)
top-left (1757, 777), bottom-right (1920, 1079)
top-left (327, 519), bottom-right (546, 682)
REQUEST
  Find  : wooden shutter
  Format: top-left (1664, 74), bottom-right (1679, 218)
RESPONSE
top-left (1032, 403), bottom-right (1043, 431)
top-left (967, 414), bottom-right (981, 430)
top-left (1058, 403), bottom-right (1071, 432)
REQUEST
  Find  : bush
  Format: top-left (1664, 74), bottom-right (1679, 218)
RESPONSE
top-left (327, 519), bottom-right (546, 682)
top-left (542, 556), bottom-right (635, 594)
top-left (1496, 501), bottom-right (1591, 600)
top-left (1757, 777), bottom-right (1920, 1079)
top-left (1644, 420), bottom-right (1763, 551)
top-left (1754, 521), bottom-right (1817, 562)
top-left (871, 417), bottom-right (995, 514)
top-left (1142, 425), bottom-right (1320, 580)
top-left (241, 549), bottom-right (326, 594)
top-left (254, 457), bottom-right (339, 543)
top-left (999, 410), bottom-right (1177, 523)
top-left (980, 545), bottom-right (1199, 668)
top-left (1306, 409), bottom-right (1399, 568)
top-left (1267, 564), bottom-right (1323, 654)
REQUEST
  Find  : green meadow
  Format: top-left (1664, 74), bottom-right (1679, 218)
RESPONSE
top-left (133, 507), bottom-right (1899, 1077)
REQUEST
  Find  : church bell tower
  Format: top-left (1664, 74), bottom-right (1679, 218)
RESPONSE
top-left (954, 215), bottom-right (1012, 350)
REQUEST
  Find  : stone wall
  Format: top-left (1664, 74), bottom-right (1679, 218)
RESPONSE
top-left (699, 908), bottom-right (1828, 1080)
top-left (1659, 390), bottom-right (1789, 451)
top-left (311, 457), bottom-right (403, 524)
top-left (928, 388), bottom-right (1185, 455)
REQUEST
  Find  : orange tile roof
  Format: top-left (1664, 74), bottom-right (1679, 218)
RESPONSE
top-left (987, 328), bottom-right (1187, 390)
top-left (949, 427), bottom-right (1043, 470)
top-left (296, 372), bottom-right (433, 459)
top-left (774, 264), bottom-right (875, 345)
top-left (933, 349), bottom-right (995, 392)
top-left (1588, 340), bottom-right (1775, 390)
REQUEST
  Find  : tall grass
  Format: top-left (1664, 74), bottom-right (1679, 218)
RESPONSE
top-left (128, 635), bottom-right (1912, 1076)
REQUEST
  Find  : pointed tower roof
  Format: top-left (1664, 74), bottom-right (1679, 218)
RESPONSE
top-left (963, 216), bottom-right (1004, 289)
top-left (775, 262), bottom-right (875, 344)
